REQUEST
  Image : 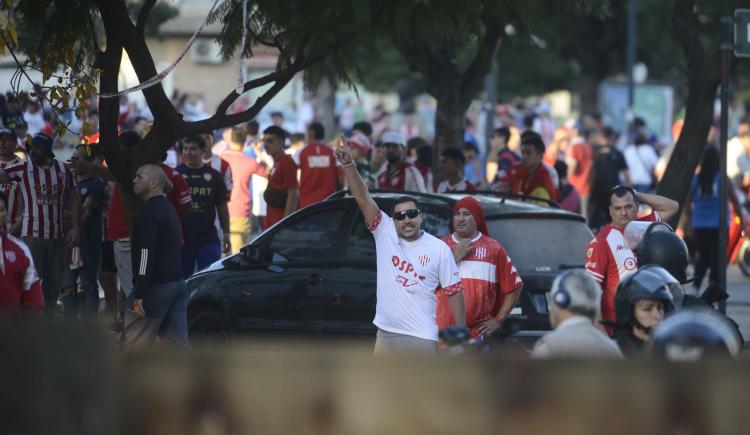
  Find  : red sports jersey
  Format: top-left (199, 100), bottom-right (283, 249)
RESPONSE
top-left (435, 178), bottom-right (477, 193)
top-left (205, 154), bottom-right (233, 196)
top-left (0, 232), bottom-right (43, 315)
top-left (0, 157), bottom-right (23, 229)
top-left (585, 211), bottom-right (661, 332)
top-left (5, 159), bottom-right (73, 239)
top-left (508, 162), bottom-right (559, 202)
top-left (378, 161), bottom-right (427, 192)
top-left (264, 154), bottom-right (299, 228)
top-left (298, 143), bottom-right (339, 208)
top-left (437, 233), bottom-right (523, 338)
top-left (159, 163), bottom-right (192, 212)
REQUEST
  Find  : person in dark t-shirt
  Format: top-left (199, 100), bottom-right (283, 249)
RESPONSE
top-left (176, 135), bottom-right (230, 278)
top-left (61, 145), bottom-right (106, 318)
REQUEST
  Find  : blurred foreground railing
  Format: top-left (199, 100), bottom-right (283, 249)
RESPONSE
top-left (2, 319), bottom-right (749, 435)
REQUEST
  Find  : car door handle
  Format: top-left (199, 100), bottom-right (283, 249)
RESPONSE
top-left (309, 274), bottom-right (323, 285)
top-left (240, 289), bottom-right (253, 297)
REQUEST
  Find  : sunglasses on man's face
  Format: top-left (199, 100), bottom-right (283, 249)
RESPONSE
top-left (393, 209), bottom-right (420, 221)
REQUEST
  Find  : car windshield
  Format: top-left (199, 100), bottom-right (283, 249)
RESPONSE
top-left (487, 218), bottom-right (592, 273)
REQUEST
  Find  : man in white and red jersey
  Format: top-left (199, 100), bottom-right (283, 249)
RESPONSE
top-left (200, 131), bottom-right (233, 195)
top-left (585, 185), bottom-right (679, 335)
top-left (298, 122), bottom-right (341, 209)
top-left (437, 196), bottom-right (523, 338)
top-left (335, 134), bottom-right (465, 354)
top-left (377, 131), bottom-right (427, 193)
top-left (0, 128), bottom-right (23, 234)
top-left (0, 133), bottom-right (80, 316)
top-left (0, 191), bottom-right (44, 316)
top-left (436, 148), bottom-right (477, 193)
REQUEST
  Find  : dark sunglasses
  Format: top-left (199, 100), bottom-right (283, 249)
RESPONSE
top-left (394, 209), bottom-right (420, 221)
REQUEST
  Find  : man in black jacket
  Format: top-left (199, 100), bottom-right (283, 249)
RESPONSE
top-left (121, 164), bottom-right (190, 350)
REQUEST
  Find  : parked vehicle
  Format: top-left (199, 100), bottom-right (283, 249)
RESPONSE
top-left (186, 191), bottom-right (594, 344)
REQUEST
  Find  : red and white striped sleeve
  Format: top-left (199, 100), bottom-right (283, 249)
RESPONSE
top-left (585, 237), bottom-right (607, 285)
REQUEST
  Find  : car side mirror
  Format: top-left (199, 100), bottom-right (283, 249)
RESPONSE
top-left (240, 244), bottom-right (265, 262)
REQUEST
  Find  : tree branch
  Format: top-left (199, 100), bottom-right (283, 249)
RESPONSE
top-left (460, 19), bottom-right (503, 95)
top-left (113, 0), bottom-right (180, 129)
top-left (185, 72), bottom-right (296, 135)
top-left (210, 35), bottom-right (354, 120)
top-left (137, 0), bottom-right (157, 37)
top-left (672, 0), bottom-right (706, 79)
top-left (94, 0), bottom-right (127, 180)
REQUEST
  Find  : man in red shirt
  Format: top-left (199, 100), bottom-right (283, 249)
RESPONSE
top-left (437, 196), bottom-right (523, 338)
top-left (565, 133), bottom-right (593, 217)
top-left (585, 185), bottom-right (679, 335)
top-left (298, 122), bottom-right (340, 208)
top-left (263, 126), bottom-right (298, 228)
top-left (0, 191), bottom-right (44, 316)
top-left (219, 126), bottom-right (263, 253)
top-left (436, 148), bottom-right (477, 193)
top-left (509, 131), bottom-right (559, 204)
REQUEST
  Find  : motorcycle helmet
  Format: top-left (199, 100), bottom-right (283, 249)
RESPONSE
top-left (647, 308), bottom-right (742, 361)
top-left (635, 224), bottom-right (689, 284)
top-left (638, 264), bottom-right (685, 309)
top-left (614, 269), bottom-right (675, 333)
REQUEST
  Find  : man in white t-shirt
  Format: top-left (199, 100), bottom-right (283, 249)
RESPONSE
top-left (335, 135), bottom-right (466, 354)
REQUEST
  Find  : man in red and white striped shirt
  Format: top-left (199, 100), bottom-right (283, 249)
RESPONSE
top-left (0, 128), bottom-right (23, 234)
top-left (585, 186), bottom-right (679, 335)
top-left (0, 133), bottom-right (80, 316)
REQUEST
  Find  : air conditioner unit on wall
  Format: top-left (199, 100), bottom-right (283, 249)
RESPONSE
top-left (191, 38), bottom-right (223, 64)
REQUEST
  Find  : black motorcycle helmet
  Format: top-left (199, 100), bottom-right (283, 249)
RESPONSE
top-left (614, 269), bottom-right (675, 333)
top-left (638, 264), bottom-right (684, 309)
top-left (636, 223), bottom-right (690, 283)
top-left (647, 308), bottom-right (742, 361)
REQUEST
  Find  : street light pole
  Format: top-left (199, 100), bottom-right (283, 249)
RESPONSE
top-left (719, 16), bottom-right (732, 314)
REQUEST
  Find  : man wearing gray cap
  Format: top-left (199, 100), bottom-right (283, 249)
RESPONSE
top-left (531, 269), bottom-right (623, 359)
top-left (0, 132), bottom-right (81, 316)
top-left (377, 131), bottom-right (427, 193)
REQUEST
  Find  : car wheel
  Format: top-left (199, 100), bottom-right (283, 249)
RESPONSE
top-left (189, 306), bottom-right (231, 347)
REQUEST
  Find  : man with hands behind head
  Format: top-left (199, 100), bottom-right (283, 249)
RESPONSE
top-left (335, 135), bottom-right (465, 354)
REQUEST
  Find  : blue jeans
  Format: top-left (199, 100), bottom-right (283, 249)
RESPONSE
top-left (181, 244), bottom-right (221, 279)
top-left (61, 233), bottom-right (103, 318)
top-left (120, 280), bottom-right (190, 351)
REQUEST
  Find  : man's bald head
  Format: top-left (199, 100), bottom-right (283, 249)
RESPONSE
top-left (133, 163), bottom-right (167, 199)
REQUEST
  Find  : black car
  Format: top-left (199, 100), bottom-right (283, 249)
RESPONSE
top-left (186, 191), bottom-right (594, 344)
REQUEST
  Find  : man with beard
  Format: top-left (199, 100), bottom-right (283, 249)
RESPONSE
top-left (377, 132), bottom-right (427, 193)
top-left (436, 196), bottom-right (522, 338)
top-left (335, 135), bottom-right (465, 354)
top-left (0, 132), bottom-right (80, 316)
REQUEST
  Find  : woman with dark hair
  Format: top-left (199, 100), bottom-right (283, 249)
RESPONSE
top-left (686, 146), bottom-right (743, 290)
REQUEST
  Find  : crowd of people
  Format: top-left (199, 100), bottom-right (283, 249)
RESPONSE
top-left (0, 88), bottom-right (747, 357)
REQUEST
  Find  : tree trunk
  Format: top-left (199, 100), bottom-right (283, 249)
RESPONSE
top-left (432, 89), bottom-right (468, 179)
top-left (657, 0), bottom-right (720, 228)
top-left (315, 72), bottom-right (337, 141)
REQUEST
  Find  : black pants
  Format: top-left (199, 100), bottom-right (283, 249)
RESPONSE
top-left (694, 227), bottom-right (719, 289)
